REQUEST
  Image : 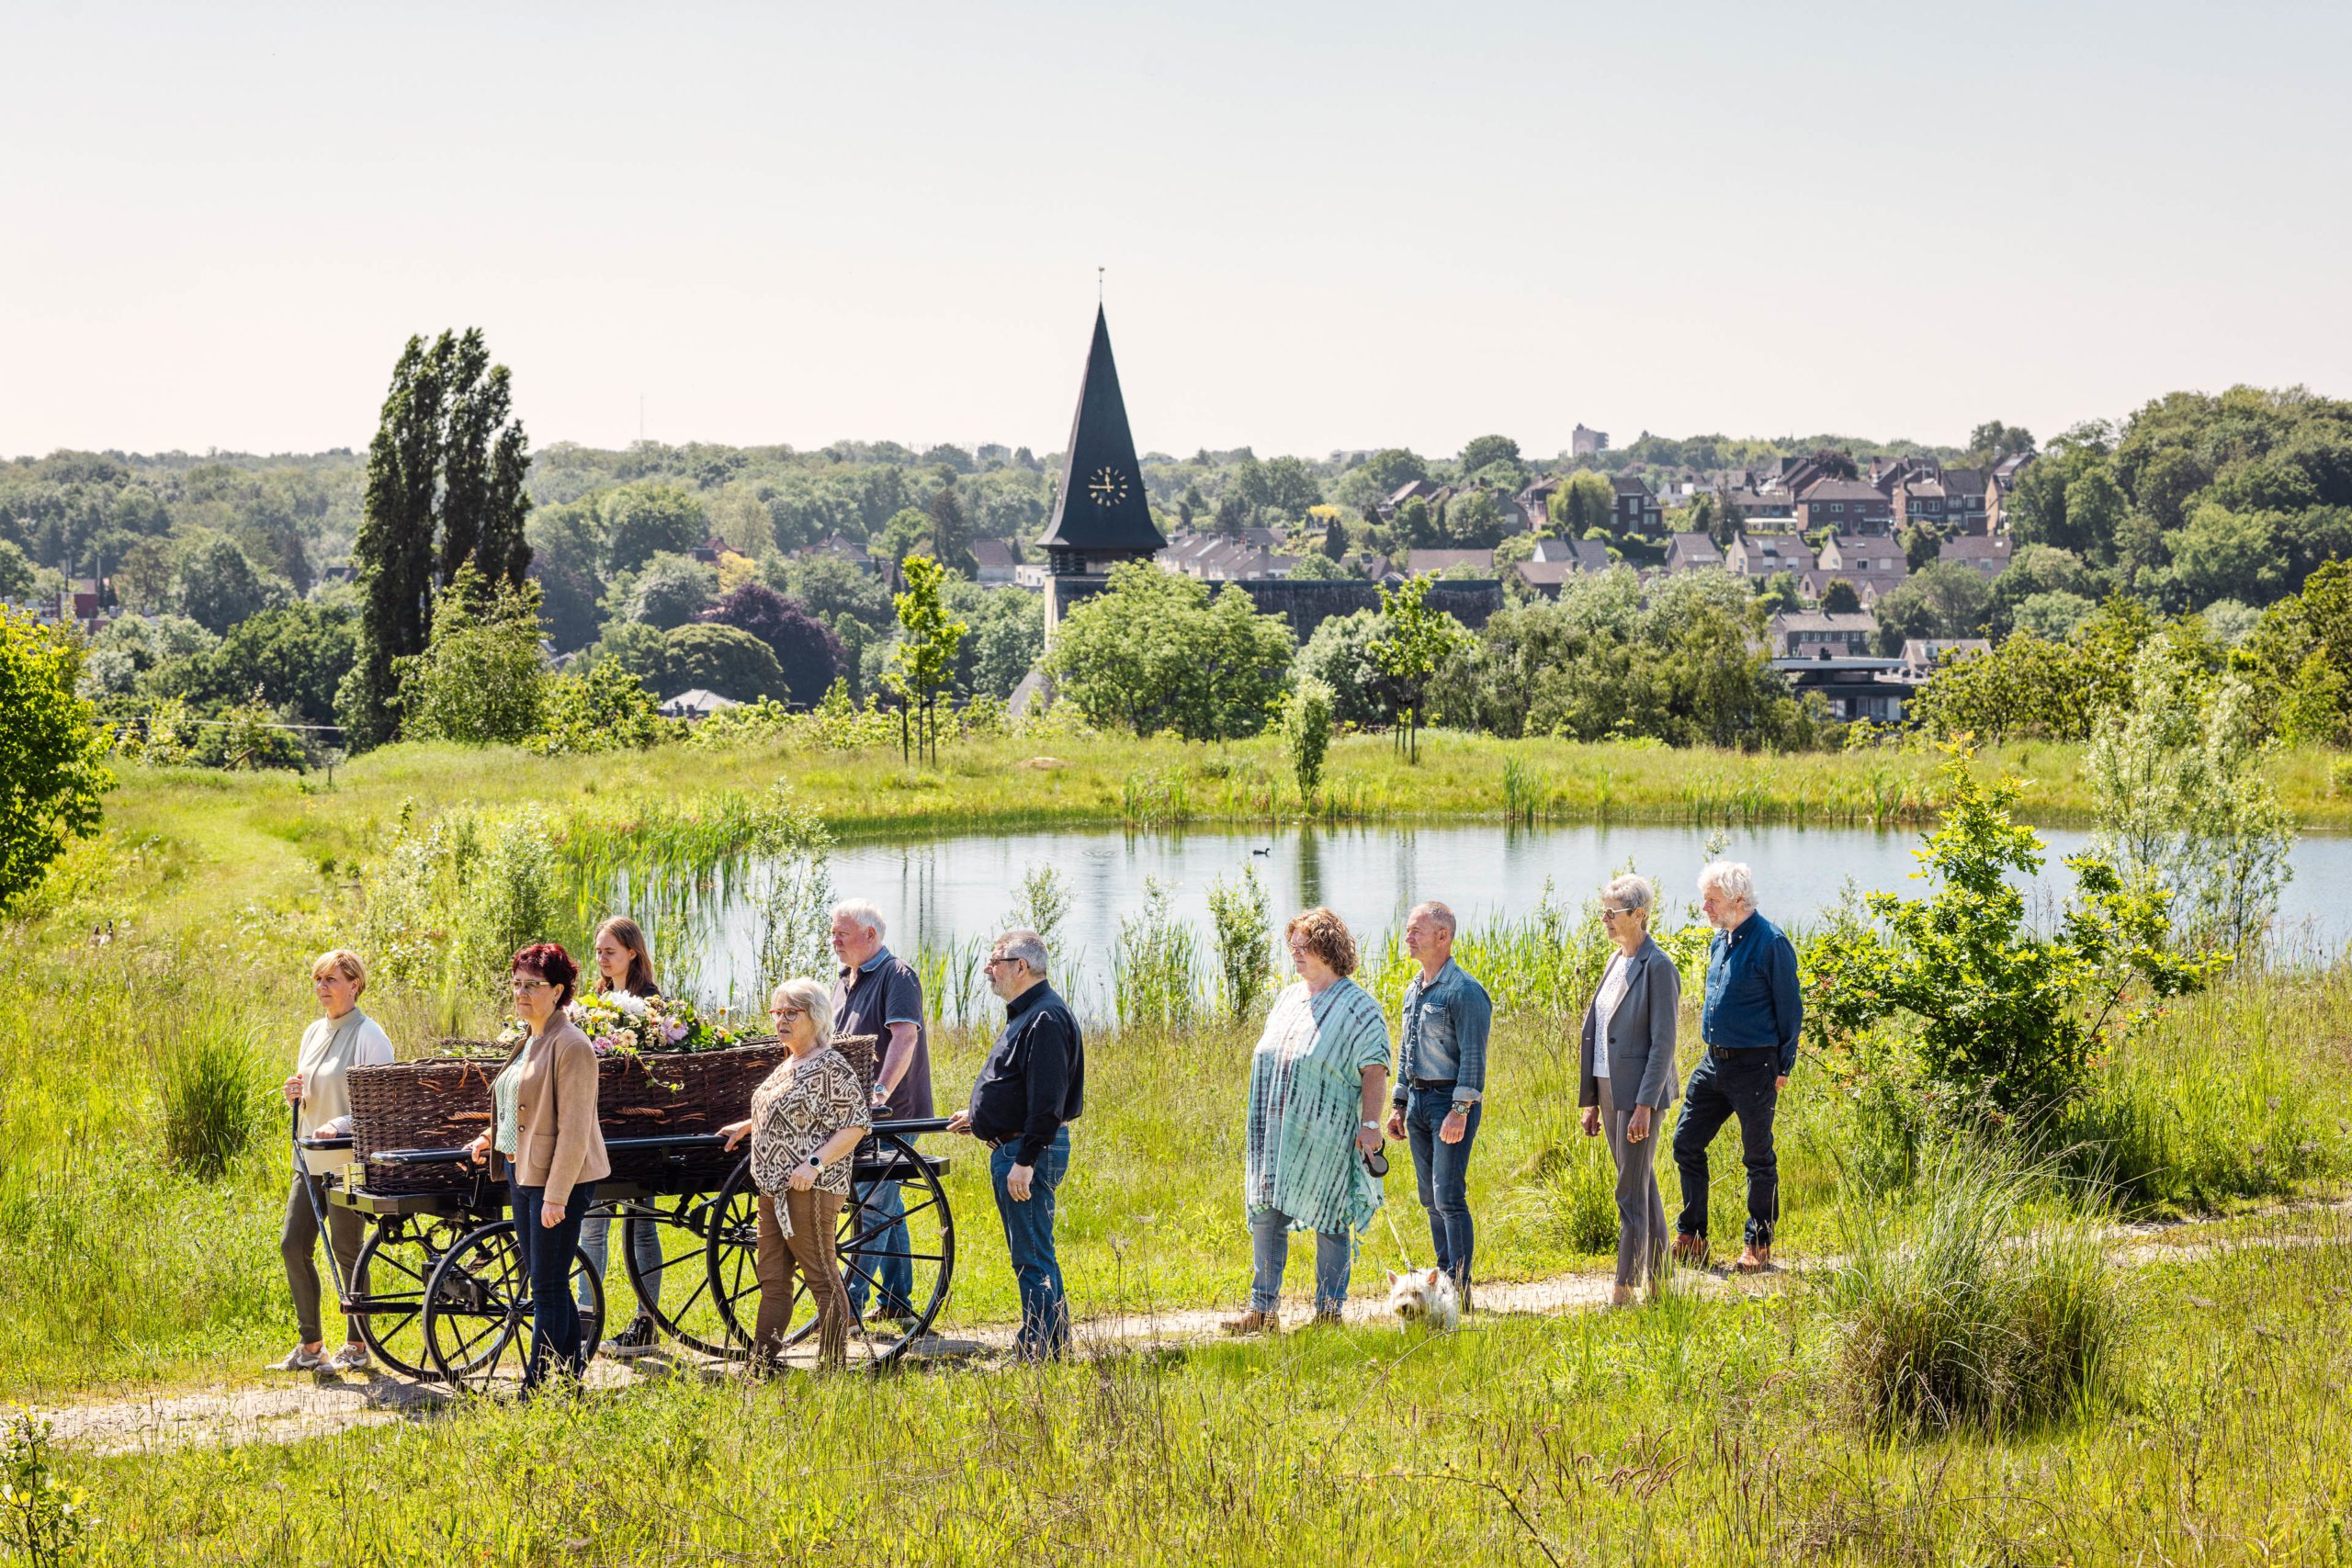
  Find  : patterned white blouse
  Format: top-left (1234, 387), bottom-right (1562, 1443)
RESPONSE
top-left (747, 1045), bottom-right (871, 1231)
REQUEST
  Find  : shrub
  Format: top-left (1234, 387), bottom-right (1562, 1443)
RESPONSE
top-left (1284, 678), bottom-right (1334, 805)
top-left (1820, 1140), bottom-right (2131, 1433)
top-left (394, 566), bottom-right (548, 744)
top-left (161, 1021), bottom-right (266, 1182)
top-left (660, 623), bottom-right (787, 703)
top-left (1114, 877), bottom-right (1198, 1029)
top-left (1, 1413), bottom-right (91, 1565)
top-left (1001, 863), bottom-right (1070, 955)
top-left (1205, 864), bottom-right (1274, 1022)
top-left (534, 658), bottom-right (666, 756)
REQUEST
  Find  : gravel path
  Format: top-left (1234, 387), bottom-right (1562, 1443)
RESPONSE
top-left (35, 1202), bottom-right (2345, 1457)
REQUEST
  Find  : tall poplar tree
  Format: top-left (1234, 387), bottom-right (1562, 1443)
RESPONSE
top-left (338, 329), bottom-right (534, 750)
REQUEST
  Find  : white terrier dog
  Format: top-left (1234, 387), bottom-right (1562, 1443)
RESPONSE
top-left (1385, 1268), bottom-right (1461, 1332)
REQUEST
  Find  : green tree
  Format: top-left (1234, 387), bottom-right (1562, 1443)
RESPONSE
top-left (945, 581), bottom-right (1041, 700)
top-left (1820, 578), bottom-right (1863, 615)
top-left (1442, 489), bottom-right (1507, 547)
top-left (1295, 606), bottom-right (1395, 730)
top-left (1457, 434), bottom-right (1521, 479)
top-left (1369, 574), bottom-right (1468, 761)
top-left (1549, 471), bottom-right (1616, 536)
top-left (601, 482), bottom-right (707, 576)
top-left (172, 535), bottom-right (284, 635)
top-left (610, 552), bottom-right (718, 629)
top-left (1756, 570), bottom-right (1803, 616)
top-left (169, 601), bottom-right (356, 727)
top-left (661, 624), bottom-right (788, 704)
top-left (1046, 562), bottom-right (1295, 741)
top-left (0, 538), bottom-right (32, 600)
top-left (0, 608), bottom-right (113, 914)
top-left (884, 554), bottom-right (967, 764)
top-left (533, 658), bottom-right (665, 755)
top-left (2087, 648), bottom-right (2295, 958)
top-left (1284, 676), bottom-right (1334, 806)
top-left (394, 565), bottom-right (548, 744)
top-left (873, 507), bottom-right (935, 570)
top-left (1206, 863), bottom-right (1275, 1021)
top-left (1807, 751), bottom-right (2211, 1116)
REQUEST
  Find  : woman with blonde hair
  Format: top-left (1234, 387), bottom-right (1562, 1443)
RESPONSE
top-left (274, 949), bottom-right (394, 1372)
top-left (720, 976), bottom-right (871, 1370)
top-left (582, 915), bottom-right (665, 1350)
top-left (1223, 908), bottom-right (1393, 1334)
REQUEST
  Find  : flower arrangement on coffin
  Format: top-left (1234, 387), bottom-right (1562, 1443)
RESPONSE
top-left (493, 992), bottom-right (744, 1059)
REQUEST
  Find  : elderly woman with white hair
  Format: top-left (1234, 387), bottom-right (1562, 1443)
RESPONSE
top-left (1672, 860), bottom-right (1803, 1274)
top-left (720, 977), bottom-right (871, 1370)
top-left (1577, 875), bottom-right (1680, 1305)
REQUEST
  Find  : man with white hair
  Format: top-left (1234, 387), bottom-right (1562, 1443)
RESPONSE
top-left (1671, 861), bottom-right (1802, 1273)
top-left (829, 898), bottom-right (932, 1324)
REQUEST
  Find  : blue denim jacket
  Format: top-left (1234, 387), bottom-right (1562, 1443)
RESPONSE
top-left (1392, 959), bottom-right (1491, 1109)
top-left (1700, 910), bottom-right (1803, 1076)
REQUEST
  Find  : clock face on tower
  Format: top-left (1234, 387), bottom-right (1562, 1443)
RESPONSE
top-left (1087, 466), bottom-right (1128, 508)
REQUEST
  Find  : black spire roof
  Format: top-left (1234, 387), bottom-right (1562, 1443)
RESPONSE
top-left (1036, 307), bottom-right (1165, 561)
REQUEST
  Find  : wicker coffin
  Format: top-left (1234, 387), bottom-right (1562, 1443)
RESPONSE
top-left (345, 1034), bottom-right (876, 1195)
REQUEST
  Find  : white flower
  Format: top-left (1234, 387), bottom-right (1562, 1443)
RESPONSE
top-left (612, 994), bottom-right (650, 1019)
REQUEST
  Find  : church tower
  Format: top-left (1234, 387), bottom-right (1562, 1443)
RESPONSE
top-left (1037, 307), bottom-right (1165, 637)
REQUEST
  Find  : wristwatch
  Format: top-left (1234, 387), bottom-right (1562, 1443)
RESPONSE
top-left (1359, 1120), bottom-right (1379, 1132)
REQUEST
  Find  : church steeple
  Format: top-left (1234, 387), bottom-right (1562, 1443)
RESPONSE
top-left (1036, 306), bottom-right (1165, 574)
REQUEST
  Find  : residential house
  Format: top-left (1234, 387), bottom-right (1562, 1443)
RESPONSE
top-left (1513, 558), bottom-right (1605, 599)
top-left (1939, 534), bottom-right (2013, 579)
top-left (969, 537), bottom-right (1021, 585)
top-left (1512, 476), bottom-right (1561, 533)
top-left (1987, 451), bottom-right (2036, 533)
top-left (801, 534), bottom-right (883, 575)
top-left (659, 689), bottom-right (741, 720)
top-left (1381, 479), bottom-right (1441, 517)
top-left (1664, 532), bottom-right (1724, 574)
top-left (1769, 610), bottom-right (1880, 659)
top-left (1794, 479), bottom-right (1894, 536)
top-left (1611, 475), bottom-right (1663, 534)
top-left (1811, 535), bottom-right (1911, 603)
top-left (1720, 486), bottom-right (1798, 529)
top-left (1771, 655), bottom-right (1911, 724)
top-left (1896, 638), bottom-right (1990, 680)
top-left (1939, 468), bottom-right (1989, 535)
top-left (1529, 536), bottom-right (1611, 571)
top-left (689, 536), bottom-right (732, 565)
top-left (1725, 531), bottom-right (1818, 581)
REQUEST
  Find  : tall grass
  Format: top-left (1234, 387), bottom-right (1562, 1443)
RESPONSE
top-left (1112, 877), bottom-right (1199, 1029)
top-left (159, 1019), bottom-right (267, 1182)
top-left (1817, 1138), bottom-right (2131, 1433)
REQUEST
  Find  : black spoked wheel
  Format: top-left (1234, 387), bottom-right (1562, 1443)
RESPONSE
top-left (707, 1132), bottom-right (954, 1371)
top-left (620, 1190), bottom-right (741, 1357)
top-left (352, 1214), bottom-right (468, 1381)
top-left (423, 1220), bottom-right (605, 1395)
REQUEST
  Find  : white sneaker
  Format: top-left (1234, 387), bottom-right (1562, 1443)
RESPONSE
top-left (270, 1345), bottom-right (327, 1371)
top-left (326, 1342), bottom-right (372, 1371)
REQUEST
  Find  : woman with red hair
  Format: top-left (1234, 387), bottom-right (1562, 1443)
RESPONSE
top-left (465, 942), bottom-right (610, 1392)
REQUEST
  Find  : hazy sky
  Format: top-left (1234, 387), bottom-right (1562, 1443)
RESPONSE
top-left (6, 1), bottom-right (2348, 462)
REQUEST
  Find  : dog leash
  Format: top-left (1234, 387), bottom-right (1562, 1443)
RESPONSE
top-left (1364, 1145), bottom-right (1417, 1269)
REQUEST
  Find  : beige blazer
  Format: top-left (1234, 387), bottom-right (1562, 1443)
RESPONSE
top-left (493, 1019), bottom-right (610, 1205)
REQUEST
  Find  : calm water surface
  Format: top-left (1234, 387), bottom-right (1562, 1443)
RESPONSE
top-left (671, 822), bottom-right (2347, 1016)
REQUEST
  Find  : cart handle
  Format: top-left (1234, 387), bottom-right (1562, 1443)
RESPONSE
top-left (298, 1133), bottom-right (355, 1151)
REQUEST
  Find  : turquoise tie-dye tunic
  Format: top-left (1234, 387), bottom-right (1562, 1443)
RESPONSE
top-left (1244, 978), bottom-right (1393, 1237)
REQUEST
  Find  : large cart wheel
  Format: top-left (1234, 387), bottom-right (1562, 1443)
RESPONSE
top-left (705, 1131), bottom-right (954, 1370)
top-left (619, 1190), bottom-right (743, 1357)
top-left (351, 1214), bottom-right (469, 1381)
top-left (422, 1220), bottom-right (605, 1394)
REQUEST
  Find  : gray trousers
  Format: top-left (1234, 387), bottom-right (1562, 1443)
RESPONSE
top-left (1599, 1077), bottom-right (1669, 1290)
top-left (281, 1169), bottom-right (365, 1345)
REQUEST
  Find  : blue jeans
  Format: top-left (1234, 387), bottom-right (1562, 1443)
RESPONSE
top-left (990, 1126), bottom-right (1071, 1359)
top-left (1249, 1206), bottom-right (1353, 1315)
top-left (578, 1206), bottom-right (663, 1318)
top-left (1673, 1049), bottom-right (1781, 1247)
top-left (846, 1179), bottom-right (915, 1320)
top-left (1403, 1089), bottom-right (1480, 1288)
top-left (510, 1175), bottom-right (597, 1391)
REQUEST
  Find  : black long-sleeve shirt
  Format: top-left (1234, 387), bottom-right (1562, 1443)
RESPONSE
top-left (968, 981), bottom-right (1084, 1166)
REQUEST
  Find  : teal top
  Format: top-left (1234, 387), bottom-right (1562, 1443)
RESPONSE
top-left (492, 1047), bottom-right (529, 1157)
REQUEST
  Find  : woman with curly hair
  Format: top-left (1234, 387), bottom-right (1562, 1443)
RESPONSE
top-left (1223, 907), bottom-right (1392, 1334)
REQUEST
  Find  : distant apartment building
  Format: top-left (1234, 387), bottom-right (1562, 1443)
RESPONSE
top-left (1571, 423), bottom-right (1609, 457)
top-left (1794, 479), bottom-right (1893, 535)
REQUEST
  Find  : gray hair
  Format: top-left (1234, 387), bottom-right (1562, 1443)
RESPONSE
top-left (995, 928), bottom-right (1049, 977)
top-left (828, 899), bottom-right (886, 941)
top-left (769, 977), bottom-right (834, 1047)
top-left (1697, 861), bottom-right (1756, 908)
top-left (1408, 900), bottom-right (1457, 936)
top-left (1600, 874), bottom-right (1654, 916)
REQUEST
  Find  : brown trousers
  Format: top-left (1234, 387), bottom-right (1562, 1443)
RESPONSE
top-left (754, 1188), bottom-right (849, 1371)
top-left (282, 1169), bottom-right (366, 1346)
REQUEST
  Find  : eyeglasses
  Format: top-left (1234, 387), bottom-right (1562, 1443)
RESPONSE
top-left (511, 977), bottom-right (551, 994)
top-left (1600, 906), bottom-right (1637, 920)
top-left (769, 1005), bottom-right (804, 1022)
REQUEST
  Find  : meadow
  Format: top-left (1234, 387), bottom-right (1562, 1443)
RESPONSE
top-left (5, 731), bottom-right (2350, 1562)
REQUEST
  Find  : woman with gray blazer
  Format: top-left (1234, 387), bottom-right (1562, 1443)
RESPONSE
top-left (1578, 874), bottom-right (1681, 1304)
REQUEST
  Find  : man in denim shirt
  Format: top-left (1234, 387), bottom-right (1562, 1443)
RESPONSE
top-left (1672, 861), bottom-right (1802, 1273)
top-left (1385, 901), bottom-right (1491, 1304)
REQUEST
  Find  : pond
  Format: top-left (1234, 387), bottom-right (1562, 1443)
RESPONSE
top-left (656, 821), bottom-right (2350, 1019)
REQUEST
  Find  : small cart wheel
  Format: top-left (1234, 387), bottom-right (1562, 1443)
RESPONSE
top-left (352, 1214), bottom-right (468, 1381)
top-left (423, 1219), bottom-right (605, 1395)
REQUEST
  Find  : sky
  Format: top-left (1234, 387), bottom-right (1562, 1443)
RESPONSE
top-left (5, 0), bottom-right (2349, 463)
